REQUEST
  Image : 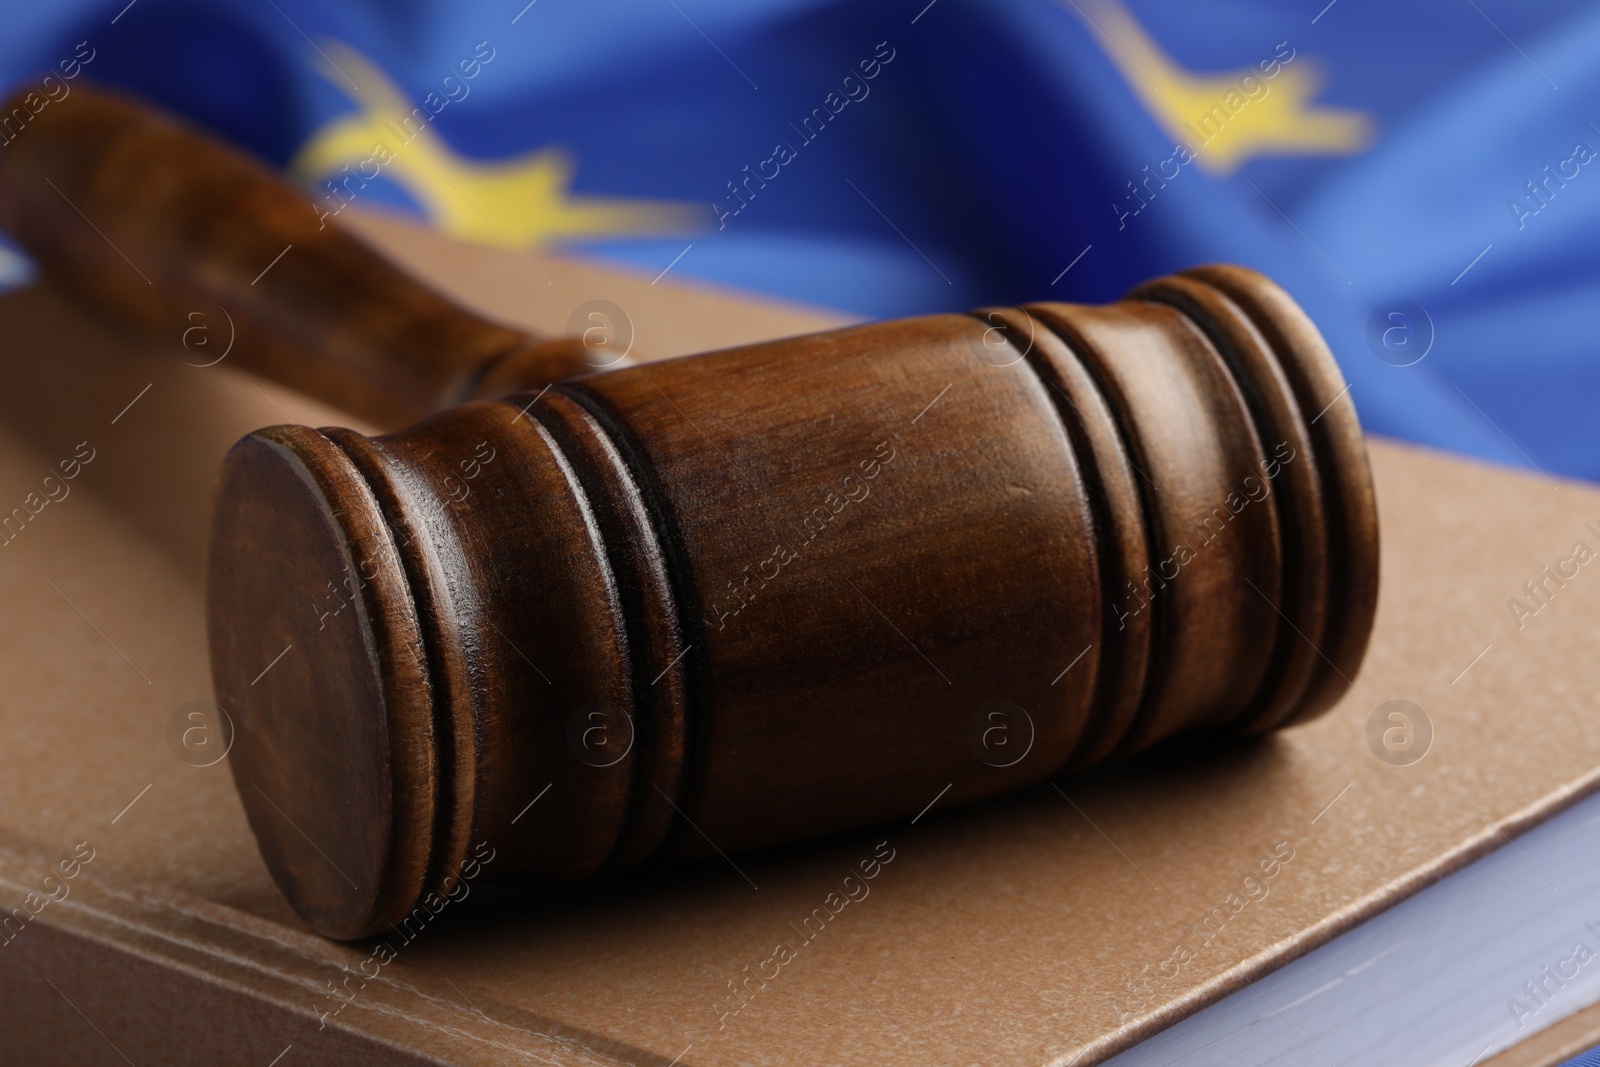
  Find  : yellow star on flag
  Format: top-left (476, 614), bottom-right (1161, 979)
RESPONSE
top-left (1065, 0), bottom-right (1374, 174)
top-left (293, 42), bottom-right (699, 249)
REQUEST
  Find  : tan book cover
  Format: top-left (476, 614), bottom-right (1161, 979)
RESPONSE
top-left (1, 211), bottom-right (1597, 1066)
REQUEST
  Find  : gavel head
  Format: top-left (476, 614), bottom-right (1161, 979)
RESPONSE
top-left (207, 265), bottom-right (1378, 939)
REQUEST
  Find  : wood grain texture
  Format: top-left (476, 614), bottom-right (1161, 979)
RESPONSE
top-left (0, 84), bottom-right (598, 427)
top-left (207, 267), bottom-right (1379, 939)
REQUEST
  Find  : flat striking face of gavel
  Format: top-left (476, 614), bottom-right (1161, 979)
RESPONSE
top-left (0, 86), bottom-right (1377, 940)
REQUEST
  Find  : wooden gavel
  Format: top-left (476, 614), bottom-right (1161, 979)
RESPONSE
top-left (0, 86), bottom-right (1378, 940)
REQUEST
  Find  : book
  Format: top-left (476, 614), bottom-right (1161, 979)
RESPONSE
top-left (1106, 784), bottom-right (1600, 1066)
top-left (1, 208), bottom-right (1597, 1066)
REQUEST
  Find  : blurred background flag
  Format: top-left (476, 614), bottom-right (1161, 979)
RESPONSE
top-left (3, 0), bottom-right (1598, 478)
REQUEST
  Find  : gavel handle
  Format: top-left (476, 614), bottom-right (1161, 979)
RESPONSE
top-left (0, 84), bottom-right (596, 427)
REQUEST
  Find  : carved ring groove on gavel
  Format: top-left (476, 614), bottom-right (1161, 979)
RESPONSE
top-left (0, 87), bottom-right (1377, 940)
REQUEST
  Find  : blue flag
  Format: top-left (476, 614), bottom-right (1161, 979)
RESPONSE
top-left (3, 0), bottom-right (1597, 478)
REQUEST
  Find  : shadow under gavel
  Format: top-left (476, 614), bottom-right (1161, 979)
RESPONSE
top-left (0, 85), bottom-right (1378, 940)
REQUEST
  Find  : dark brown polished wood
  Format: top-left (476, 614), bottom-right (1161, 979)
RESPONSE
top-left (206, 265), bottom-right (1379, 939)
top-left (0, 84), bottom-right (598, 427)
